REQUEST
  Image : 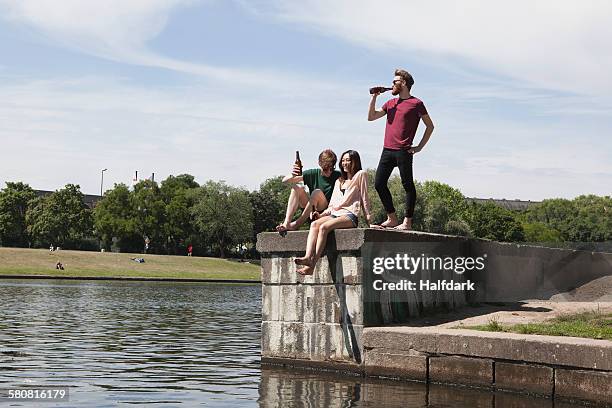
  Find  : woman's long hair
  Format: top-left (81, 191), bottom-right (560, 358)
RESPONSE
top-left (339, 150), bottom-right (362, 180)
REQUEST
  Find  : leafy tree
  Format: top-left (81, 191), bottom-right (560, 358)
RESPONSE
top-left (93, 183), bottom-right (140, 252)
top-left (523, 198), bottom-right (576, 240)
top-left (570, 195), bottom-right (612, 242)
top-left (26, 184), bottom-right (93, 248)
top-left (130, 180), bottom-right (165, 253)
top-left (191, 181), bottom-right (253, 258)
top-left (250, 176), bottom-right (290, 240)
top-left (160, 174), bottom-right (200, 254)
top-left (522, 222), bottom-right (562, 243)
top-left (414, 181), bottom-right (470, 235)
top-left (0, 182), bottom-right (36, 247)
top-left (160, 174), bottom-right (199, 200)
top-left (467, 202), bottom-right (524, 242)
top-left (524, 196), bottom-right (612, 242)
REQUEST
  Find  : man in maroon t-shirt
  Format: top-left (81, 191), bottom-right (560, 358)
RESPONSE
top-left (368, 69), bottom-right (435, 230)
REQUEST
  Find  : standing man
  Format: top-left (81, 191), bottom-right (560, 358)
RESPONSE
top-left (276, 149), bottom-right (340, 236)
top-left (368, 69), bottom-right (435, 230)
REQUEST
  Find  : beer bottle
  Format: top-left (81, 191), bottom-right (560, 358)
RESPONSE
top-left (294, 151), bottom-right (303, 176)
top-left (369, 86), bottom-right (392, 94)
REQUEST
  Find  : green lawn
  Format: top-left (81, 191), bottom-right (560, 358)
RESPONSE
top-left (0, 247), bottom-right (260, 281)
top-left (464, 311), bottom-right (612, 341)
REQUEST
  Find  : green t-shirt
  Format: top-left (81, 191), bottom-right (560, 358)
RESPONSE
top-left (302, 168), bottom-right (341, 202)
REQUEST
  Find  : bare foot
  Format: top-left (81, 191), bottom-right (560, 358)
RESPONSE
top-left (380, 219), bottom-right (399, 228)
top-left (275, 224), bottom-right (288, 237)
top-left (294, 256), bottom-right (314, 267)
top-left (394, 219), bottom-right (413, 231)
top-left (293, 256), bottom-right (309, 265)
top-left (286, 221), bottom-right (299, 231)
top-left (297, 265), bottom-right (314, 276)
top-left (393, 224), bottom-right (412, 231)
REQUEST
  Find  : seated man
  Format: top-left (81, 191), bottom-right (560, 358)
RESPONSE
top-left (276, 149), bottom-right (340, 235)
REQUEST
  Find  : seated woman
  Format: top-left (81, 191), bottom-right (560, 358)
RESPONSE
top-left (295, 150), bottom-right (372, 275)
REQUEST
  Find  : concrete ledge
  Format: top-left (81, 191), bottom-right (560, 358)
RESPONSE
top-left (256, 228), bottom-right (467, 253)
top-left (363, 327), bottom-right (612, 371)
top-left (429, 356), bottom-right (493, 387)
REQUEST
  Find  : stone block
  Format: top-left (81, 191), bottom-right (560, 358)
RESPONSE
top-left (262, 321), bottom-right (363, 364)
top-left (555, 368), bottom-right (612, 405)
top-left (364, 348), bottom-right (427, 381)
top-left (494, 362), bottom-right (553, 395)
top-left (429, 356), bottom-right (493, 387)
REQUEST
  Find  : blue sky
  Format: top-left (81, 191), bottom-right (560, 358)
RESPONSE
top-left (0, 0), bottom-right (611, 200)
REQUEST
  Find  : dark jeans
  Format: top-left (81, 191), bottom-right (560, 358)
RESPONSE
top-left (374, 148), bottom-right (416, 218)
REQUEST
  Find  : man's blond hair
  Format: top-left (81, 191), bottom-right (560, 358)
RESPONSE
top-left (318, 149), bottom-right (337, 169)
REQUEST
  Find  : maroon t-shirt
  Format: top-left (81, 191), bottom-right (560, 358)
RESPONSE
top-left (382, 96), bottom-right (428, 150)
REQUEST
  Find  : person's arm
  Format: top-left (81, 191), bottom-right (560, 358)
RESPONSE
top-left (357, 171), bottom-right (373, 225)
top-left (282, 164), bottom-right (305, 184)
top-left (368, 93), bottom-right (387, 121)
top-left (408, 114), bottom-right (434, 154)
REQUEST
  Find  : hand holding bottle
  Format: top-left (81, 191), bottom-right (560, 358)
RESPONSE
top-left (369, 86), bottom-right (392, 95)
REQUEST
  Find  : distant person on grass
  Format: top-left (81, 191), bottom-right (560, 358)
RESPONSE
top-left (276, 149), bottom-right (341, 236)
top-left (368, 68), bottom-right (435, 230)
top-left (295, 150), bottom-right (372, 275)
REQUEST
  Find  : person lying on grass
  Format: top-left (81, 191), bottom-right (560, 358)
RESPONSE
top-left (295, 150), bottom-right (372, 275)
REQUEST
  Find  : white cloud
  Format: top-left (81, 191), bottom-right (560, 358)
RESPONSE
top-left (0, 0), bottom-right (338, 92)
top-left (250, 0), bottom-right (612, 95)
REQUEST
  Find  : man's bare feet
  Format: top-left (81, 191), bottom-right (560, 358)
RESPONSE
top-left (286, 221), bottom-right (299, 231)
top-left (393, 224), bottom-right (411, 231)
top-left (294, 256), bottom-right (312, 266)
top-left (297, 265), bottom-right (314, 276)
top-left (393, 218), bottom-right (412, 231)
top-left (380, 214), bottom-right (399, 228)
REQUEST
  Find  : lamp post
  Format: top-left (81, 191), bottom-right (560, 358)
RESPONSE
top-left (100, 168), bottom-right (107, 197)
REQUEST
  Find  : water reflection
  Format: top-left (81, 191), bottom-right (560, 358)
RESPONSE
top-left (1, 280), bottom-right (553, 407)
top-left (259, 367), bottom-right (556, 408)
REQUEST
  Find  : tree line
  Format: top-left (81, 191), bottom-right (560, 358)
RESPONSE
top-left (0, 172), bottom-right (610, 256)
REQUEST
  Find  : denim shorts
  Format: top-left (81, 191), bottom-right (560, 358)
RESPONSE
top-left (331, 212), bottom-right (358, 227)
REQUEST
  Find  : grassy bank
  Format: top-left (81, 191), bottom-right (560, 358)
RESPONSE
top-left (0, 248), bottom-right (260, 281)
top-left (465, 311), bottom-right (612, 340)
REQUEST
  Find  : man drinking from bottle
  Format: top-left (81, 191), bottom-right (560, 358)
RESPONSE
top-left (368, 69), bottom-right (435, 230)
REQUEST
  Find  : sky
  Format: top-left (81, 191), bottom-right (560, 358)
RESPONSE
top-left (0, 0), bottom-right (611, 200)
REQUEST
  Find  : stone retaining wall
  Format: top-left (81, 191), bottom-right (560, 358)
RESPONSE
top-left (257, 228), bottom-right (612, 405)
top-left (363, 327), bottom-right (612, 405)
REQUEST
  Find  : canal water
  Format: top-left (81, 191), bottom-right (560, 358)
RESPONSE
top-left (0, 280), bottom-right (552, 407)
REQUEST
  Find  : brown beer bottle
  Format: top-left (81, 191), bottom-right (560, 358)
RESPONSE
top-left (295, 151), bottom-right (303, 176)
top-left (369, 86), bottom-right (392, 94)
